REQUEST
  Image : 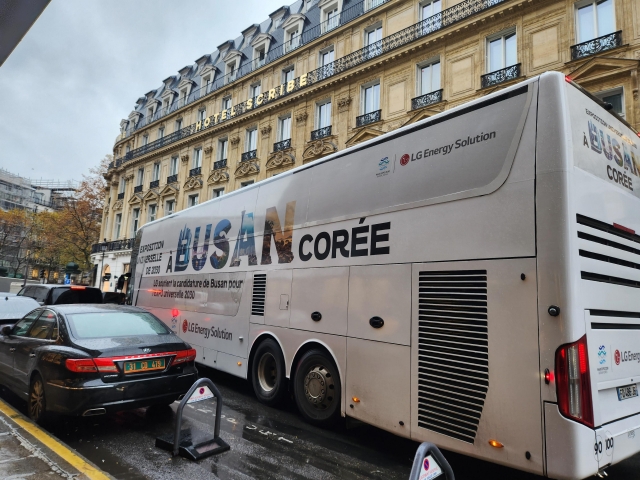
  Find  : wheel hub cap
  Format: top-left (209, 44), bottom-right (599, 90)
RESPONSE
top-left (304, 365), bottom-right (334, 409)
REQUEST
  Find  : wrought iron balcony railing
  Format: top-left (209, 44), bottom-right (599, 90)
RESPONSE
top-left (189, 167), bottom-right (202, 177)
top-left (273, 138), bottom-right (291, 152)
top-left (109, 0), bottom-right (509, 170)
top-left (411, 89), bottom-right (443, 110)
top-left (214, 159), bottom-right (227, 170)
top-left (311, 126), bottom-right (332, 140)
top-left (134, 185), bottom-right (143, 193)
top-left (241, 150), bottom-right (257, 162)
top-left (356, 110), bottom-right (381, 128)
top-left (117, 192), bottom-right (125, 200)
top-left (91, 237), bottom-right (135, 254)
top-left (167, 174), bottom-right (178, 184)
top-left (149, 180), bottom-right (159, 189)
top-left (481, 63), bottom-right (521, 89)
top-left (570, 30), bottom-right (622, 60)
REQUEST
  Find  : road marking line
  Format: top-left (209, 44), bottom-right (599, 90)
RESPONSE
top-left (0, 399), bottom-right (111, 480)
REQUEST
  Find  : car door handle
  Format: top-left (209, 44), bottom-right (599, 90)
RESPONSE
top-left (9, 348), bottom-right (15, 353)
top-left (29, 353), bottom-right (36, 358)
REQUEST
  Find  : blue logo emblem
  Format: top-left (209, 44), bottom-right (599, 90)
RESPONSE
top-left (598, 345), bottom-right (607, 365)
top-left (379, 157), bottom-right (389, 171)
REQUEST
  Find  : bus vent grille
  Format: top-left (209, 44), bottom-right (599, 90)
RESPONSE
top-left (417, 270), bottom-right (489, 444)
top-left (251, 274), bottom-right (267, 316)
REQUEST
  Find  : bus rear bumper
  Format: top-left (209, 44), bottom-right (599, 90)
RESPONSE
top-left (545, 403), bottom-right (640, 479)
top-left (595, 412), bottom-right (640, 472)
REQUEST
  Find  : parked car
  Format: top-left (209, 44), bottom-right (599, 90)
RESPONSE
top-left (17, 285), bottom-right (103, 305)
top-left (102, 292), bottom-right (126, 305)
top-left (0, 304), bottom-right (197, 423)
top-left (0, 296), bottom-right (40, 324)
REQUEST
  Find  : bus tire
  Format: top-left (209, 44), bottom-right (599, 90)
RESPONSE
top-left (251, 339), bottom-right (287, 407)
top-left (293, 349), bottom-right (341, 426)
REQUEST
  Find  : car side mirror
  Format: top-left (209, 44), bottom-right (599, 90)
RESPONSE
top-left (1, 326), bottom-right (12, 336)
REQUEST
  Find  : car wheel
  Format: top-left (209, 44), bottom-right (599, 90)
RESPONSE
top-left (29, 374), bottom-right (47, 424)
top-left (251, 339), bottom-right (287, 407)
top-left (293, 349), bottom-right (341, 426)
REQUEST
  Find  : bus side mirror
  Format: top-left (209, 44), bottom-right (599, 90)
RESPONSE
top-left (408, 442), bottom-right (455, 480)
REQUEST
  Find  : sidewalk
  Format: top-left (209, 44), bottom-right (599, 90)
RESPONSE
top-left (0, 398), bottom-right (111, 480)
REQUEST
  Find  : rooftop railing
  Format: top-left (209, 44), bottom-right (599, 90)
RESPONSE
top-left (110, 0), bottom-right (508, 171)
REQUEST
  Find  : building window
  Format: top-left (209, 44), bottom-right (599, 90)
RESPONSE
top-left (222, 96), bottom-right (232, 111)
top-left (250, 83), bottom-right (261, 99)
top-left (283, 66), bottom-right (295, 83)
top-left (158, 126), bottom-right (165, 139)
top-left (152, 162), bottom-right (160, 181)
top-left (126, 145), bottom-right (131, 154)
top-left (241, 180), bottom-right (254, 188)
top-left (419, 60), bottom-right (441, 95)
top-left (218, 138), bottom-right (229, 160)
top-left (114, 213), bottom-right (122, 239)
top-left (142, 134), bottom-right (148, 146)
top-left (193, 147), bottom-right (202, 168)
top-left (202, 75), bottom-right (212, 93)
top-left (576, 0), bottom-right (615, 43)
top-left (198, 108), bottom-right (206, 121)
top-left (595, 88), bottom-right (624, 118)
top-left (362, 82), bottom-right (380, 114)
top-left (278, 115), bottom-right (292, 141)
top-left (285, 29), bottom-right (300, 52)
top-left (175, 118), bottom-right (183, 131)
top-left (170, 156), bottom-right (179, 176)
top-left (421, 0), bottom-right (441, 18)
top-left (317, 100), bottom-right (331, 129)
top-left (364, 25), bottom-right (383, 59)
top-left (136, 168), bottom-right (144, 186)
top-left (118, 178), bottom-right (126, 194)
top-left (255, 47), bottom-right (266, 67)
top-left (187, 194), bottom-right (199, 208)
top-left (487, 30), bottom-right (517, 73)
top-left (246, 128), bottom-right (258, 152)
top-left (148, 204), bottom-right (157, 223)
top-left (227, 62), bottom-right (237, 81)
top-left (325, 8), bottom-right (339, 31)
top-left (212, 188), bottom-right (224, 198)
top-left (165, 200), bottom-right (175, 216)
top-left (131, 208), bottom-right (140, 236)
top-left (319, 47), bottom-right (335, 78)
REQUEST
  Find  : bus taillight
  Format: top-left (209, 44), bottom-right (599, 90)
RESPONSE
top-left (555, 335), bottom-right (594, 428)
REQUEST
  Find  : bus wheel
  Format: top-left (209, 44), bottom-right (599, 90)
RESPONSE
top-left (293, 349), bottom-right (341, 426)
top-left (251, 339), bottom-right (287, 407)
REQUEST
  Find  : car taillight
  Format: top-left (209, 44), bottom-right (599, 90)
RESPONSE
top-left (173, 348), bottom-right (196, 364)
top-left (555, 335), bottom-right (594, 428)
top-left (93, 358), bottom-right (118, 373)
top-left (65, 359), bottom-right (97, 373)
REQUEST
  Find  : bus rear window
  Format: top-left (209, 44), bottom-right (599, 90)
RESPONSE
top-left (66, 312), bottom-right (170, 338)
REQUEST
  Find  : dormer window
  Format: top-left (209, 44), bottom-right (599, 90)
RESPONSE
top-left (281, 13), bottom-right (305, 53)
top-left (255, 47), bottom-right (266, 67)
top-left (319, 0), bottom-right (342, 33)
top-left (285, 29), bottom-right (300, 53)
top-left (179, 88), bottom-right (188, 106)
top-left (202, 74), bottom-right (212, 94)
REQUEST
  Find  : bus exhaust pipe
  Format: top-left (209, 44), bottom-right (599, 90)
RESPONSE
top-left (82, 408), bottom-right (106, 416)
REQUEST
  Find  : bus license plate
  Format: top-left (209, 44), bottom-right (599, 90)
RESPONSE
top-left (124, 358), bottom-right (166, 374)
top-left (617, 384), bottom-right (639, 401)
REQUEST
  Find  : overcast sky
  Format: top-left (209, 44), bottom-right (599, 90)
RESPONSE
top-left (0, 0), bottom-right (284, 182)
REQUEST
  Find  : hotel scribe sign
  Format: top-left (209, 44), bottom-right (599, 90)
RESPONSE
top-left (194, 74), bottom-right (309, 132)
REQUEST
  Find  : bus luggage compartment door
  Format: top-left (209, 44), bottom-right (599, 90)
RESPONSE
top-left (586, 310), bottom-right (640, 428)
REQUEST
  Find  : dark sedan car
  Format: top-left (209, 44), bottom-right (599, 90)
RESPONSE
top-left (0, 304), bottom-right (197, 423)
top-left (17, 284), bottom-right (103, 305)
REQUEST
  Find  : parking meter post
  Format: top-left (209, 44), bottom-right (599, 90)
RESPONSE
top-left (408, 442), bottom-right (455, 480)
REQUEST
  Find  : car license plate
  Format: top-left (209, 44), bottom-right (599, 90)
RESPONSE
top-left (617, 384), bottom-right (639, 401)
top-left (124, 358), bottom-right (166, 374)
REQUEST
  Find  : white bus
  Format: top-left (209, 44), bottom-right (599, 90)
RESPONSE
top-left (128, 72), bottom-right (640, 479)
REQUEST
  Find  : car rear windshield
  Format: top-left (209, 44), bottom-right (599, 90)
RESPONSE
top-left (52, 288), bottom-right (103, 304)
top-left (66, 312), bottom-right (170, 338)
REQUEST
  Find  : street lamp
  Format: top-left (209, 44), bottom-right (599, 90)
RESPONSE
top-left (99, 238), bottom-right (107, 291)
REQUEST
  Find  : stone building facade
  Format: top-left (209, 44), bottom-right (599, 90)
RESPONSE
top-left (92, 0), bottom-right (640, 290)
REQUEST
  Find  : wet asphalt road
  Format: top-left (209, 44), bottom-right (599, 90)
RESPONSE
top-left (1, 366), bottom-right (640, 480)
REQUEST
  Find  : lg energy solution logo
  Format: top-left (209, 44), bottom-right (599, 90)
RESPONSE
top-left (181, 319), bottom-right (232, 341)
top-left (614, 349), bottom-right (640, 366)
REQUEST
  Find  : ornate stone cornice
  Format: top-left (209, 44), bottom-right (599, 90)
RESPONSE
top-left (266, 149), bottom-right (295, 170)
top-left (111, 200), bottom-right (123, 211)
top-left (234, 161), bottom-right (259, 178)
top-left (183, 175), bottom-right (203, 191)
top-left (303, 137), bottom-right (338, 161)
top-left (207, 169), bottom-right (230, 185)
